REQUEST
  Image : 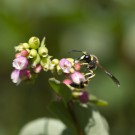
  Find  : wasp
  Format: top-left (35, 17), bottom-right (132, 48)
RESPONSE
top-left (69, 50), bottom-right (120, 87)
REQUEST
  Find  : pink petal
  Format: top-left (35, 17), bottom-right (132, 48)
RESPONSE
top-left (70, 71), bottom-right (86, 84)
top-left (11, 70), bottom-right (21, 85)
top-left (12, 56), bottom-right (28, 70)
top-left (59, 58), bottom-right (72, 73)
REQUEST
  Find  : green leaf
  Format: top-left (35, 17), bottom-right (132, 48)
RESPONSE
top-left (49, 101), bottom-right (77, 135)
top-left (20, 102), bottom-right (109, 135)
top-left (19, 118), bottom-right (67, 135)
top-left (72, 102), bottom-right (109, 135)
top-left (49, 78), bottom-right (61, 94)
top-left (49, 78), bottom-right (72, 104)
top-left (89, 94), bottom-right (108, 106)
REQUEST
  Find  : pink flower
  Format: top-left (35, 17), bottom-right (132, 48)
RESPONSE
top-left (70, 71), bottom-right (86, 84)
top-left (59, 58), bottom-right (72, 73)
top-left (12, 56), bottom-right (28, 70)
top-left (11, 69), bottom-right (31, 85)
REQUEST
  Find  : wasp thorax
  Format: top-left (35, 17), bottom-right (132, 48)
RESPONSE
top-left (87, 55), bottom-right (99, 70)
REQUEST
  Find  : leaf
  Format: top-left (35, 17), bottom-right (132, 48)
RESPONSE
top-left (19, 118), bottom-right (67, 135)
top-left (49, 78), bottom-right (72, 104)
top-left (89, 94), bottom-right (108, 106)
top-left (19, 102), bottom-right (109, 135)
top-left (49, 101), bottom-right (77, 135)
top-left (48, 78), bottom-right (61, 94)
top-left (72, 102), bottom-right (109, 135)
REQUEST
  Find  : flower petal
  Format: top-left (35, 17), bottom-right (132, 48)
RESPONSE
top-left (70, 71), bottom-right (86, 84)
top-left (11, 70), bottom-right (21, 85)
top-left (59, 58), bottom-right (72, 73)
top-left (12, 56), bottom-right (28, 70)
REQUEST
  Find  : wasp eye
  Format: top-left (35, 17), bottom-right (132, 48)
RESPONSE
top-left (84, 55), bottom-right (90, 60)
top-left (85, 55), bottom-right (89, 59)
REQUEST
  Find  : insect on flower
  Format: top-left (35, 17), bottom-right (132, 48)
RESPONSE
top-left (69, 50), bottom-right (120, 87)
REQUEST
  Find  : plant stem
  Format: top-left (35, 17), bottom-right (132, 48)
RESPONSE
top-left (67, 101), bottom-right (85, 135)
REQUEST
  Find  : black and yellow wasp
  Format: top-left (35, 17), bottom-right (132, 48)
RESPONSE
top-left (70, 50), bottom-right (120, 87)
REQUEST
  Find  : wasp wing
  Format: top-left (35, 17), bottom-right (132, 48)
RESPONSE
top-left (98, 64), bottom-right (120, 87)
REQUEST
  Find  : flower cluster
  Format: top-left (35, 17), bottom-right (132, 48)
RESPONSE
top-left (11, 37), bottom-right (95, 103)
top-left (58, 58), bottom-right (90, 103)
top-left (11, 37), bottom-right (53, 85)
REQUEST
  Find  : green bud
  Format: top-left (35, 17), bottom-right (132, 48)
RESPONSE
top-left (31, 54), bottom-right (41, 67)
top-left (14, 44), bottom-right (24, 52)
top-left (28, 37), bottom-right (40, 49)
top-left (49, 59), bottom-right (59, 71)
top-left (72, 91), bottom-right (83, 98)
top-left (51, 59), bottom-right (59, 65)
top-left (22, 43), bottom-right (29, 49)
top-left (40, 56), bottom-right (52, 71)
top-left (56, 65), bottom-right (62, 75)
top-left (38, 46), bottom-right (48, 57)
top-left (29, 49), bottom-right (37, 58)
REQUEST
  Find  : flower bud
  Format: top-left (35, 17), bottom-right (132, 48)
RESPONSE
top-left (31, 54), bottom-right (41, 67)
top-left (40, 56), bottom-right (52, 71)
top-left (21, 50), bottom-right (29, 57)
top-left (79, 91), bottom-right (89, 103)
top-left (14, 44), bottom-right (24, 52)
top-left (33, 64), bottom-right (42, 73)
top-left (28, 37), bottom-right (40, 49)
top-left (63, 79), bottom-right (72, 85)
top-left (72, 91), bottom-right (83, 98)
top-left (28, 49), bottom-right (37, 58)
top-left (74, 62), bottom-right (81, 71)
top-left (51, 59), bottom-right (59, 65)
top-left (49, 59), bottom-right (59, 71)
top-left (56, 65), bottom-right (63, 75)
top-left (38, 46), bottom-right (48, 57)
top-left (22, 43), bottom-right (29, 49)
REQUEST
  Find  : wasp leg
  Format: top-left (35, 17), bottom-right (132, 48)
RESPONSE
top-left (80, 63), bottom-right (88, 66)
top-left (85, 70), bottom-right (95, 80)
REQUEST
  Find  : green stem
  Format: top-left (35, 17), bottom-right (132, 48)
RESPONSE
top-left (67, 101), bottom-right (85, 135)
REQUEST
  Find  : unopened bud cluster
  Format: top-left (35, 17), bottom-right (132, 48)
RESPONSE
top-left (11, 37), bottom-right (93, 103)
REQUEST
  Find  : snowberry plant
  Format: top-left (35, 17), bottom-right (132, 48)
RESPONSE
top-left (11, 37), bottom-right (109, 135)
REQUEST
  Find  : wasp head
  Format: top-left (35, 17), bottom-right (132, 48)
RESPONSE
top-left (86, 55), bottom-right (99, 70)
top-left (79, 52), bottom-right (99, 70)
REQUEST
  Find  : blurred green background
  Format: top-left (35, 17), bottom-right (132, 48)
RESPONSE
top-left (0, 0), bottom-right (135, 135)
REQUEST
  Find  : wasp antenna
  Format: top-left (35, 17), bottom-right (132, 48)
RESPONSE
top-left (68, 50), bottom-right (83, 53)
